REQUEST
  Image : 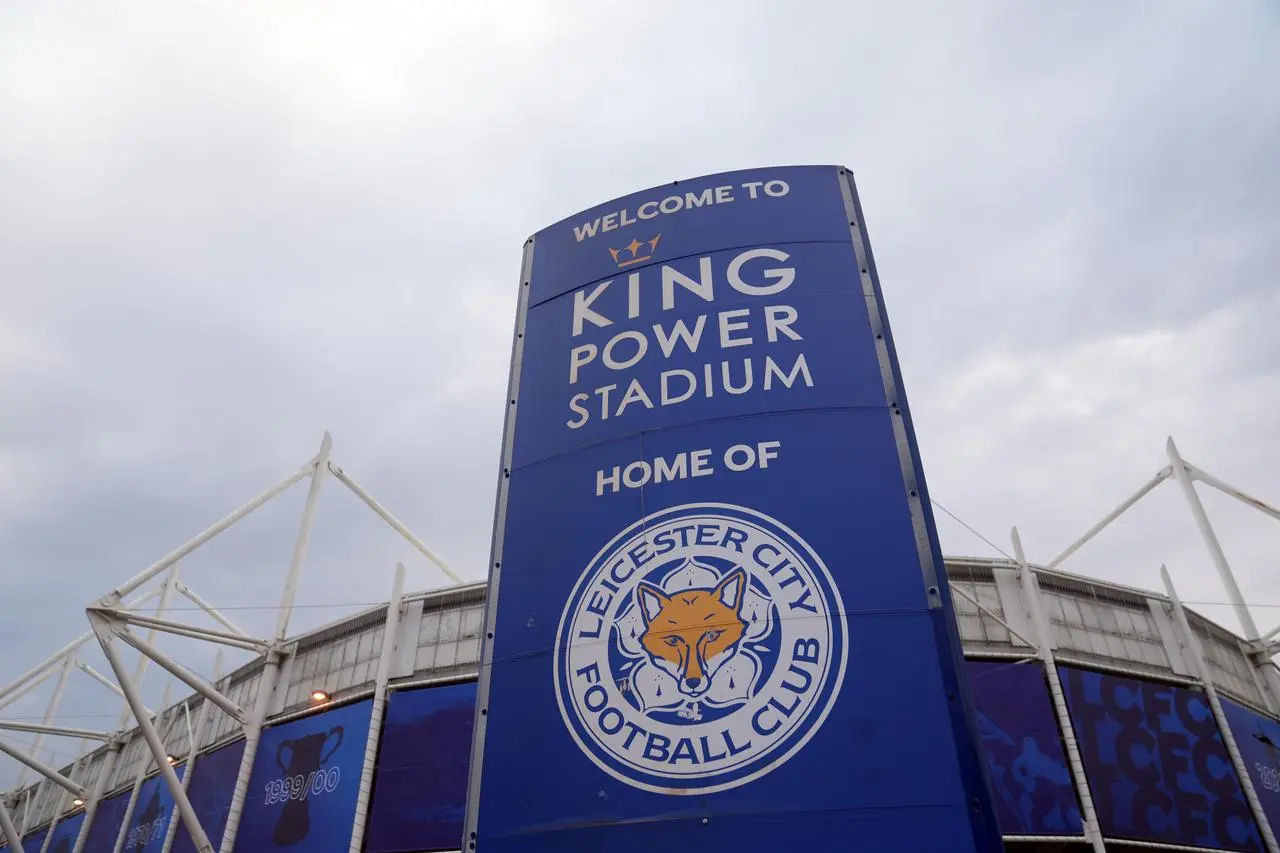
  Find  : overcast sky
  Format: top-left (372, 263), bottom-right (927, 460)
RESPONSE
top-left (1, 0), bottom-right (1278, 783)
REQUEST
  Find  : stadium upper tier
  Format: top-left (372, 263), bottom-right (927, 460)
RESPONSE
top-left (6, 555), bottom-right (1277, 836)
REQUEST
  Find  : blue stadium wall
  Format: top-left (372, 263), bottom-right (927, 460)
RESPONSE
top-left (7, 563), bottom-right (1280, 853)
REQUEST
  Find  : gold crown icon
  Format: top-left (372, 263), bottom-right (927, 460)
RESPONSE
top-left (608, 234), bottom-right (661, 268)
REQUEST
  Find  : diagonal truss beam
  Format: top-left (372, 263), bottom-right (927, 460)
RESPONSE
top-left (1190, 463), bottom-right (1280, 524)
top-left (95, 616), bottom-right (246, 724)
top-left (90, 612), bottom-right (215, 853)
top-left (1167, 437), bottom-right (1260, 640)
top-left (0, 722), bottom-right (111, 742)
top-left (174, 581), bottom-right (250, 637)
top-left (74, 663), bottom-right (153, 717)
top-left (0, 738), bottom-right (86, 799)
top-left (108, 610), bottom-right (268, 654)
top-left (0, 797), bottom-right (24, 853)
top-left (94, 462), bottom-right (314, 609)
top-left (1045, 465), bottom-right (1173, 570)
top-left (327, 461), bottom-right (463, 585)
top-left (0, 669), bottom-right (55, 722)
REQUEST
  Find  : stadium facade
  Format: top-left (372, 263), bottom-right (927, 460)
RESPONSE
top-left (1, 439), bottom-right (1279, 853)
top-left (5, 165), bottom-right (1280, 853)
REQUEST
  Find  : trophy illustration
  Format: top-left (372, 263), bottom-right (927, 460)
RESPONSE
top-left (271, 725), bottom-right (344, 846)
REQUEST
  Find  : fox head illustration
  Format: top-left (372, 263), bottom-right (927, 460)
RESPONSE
top-left (635, 567), bottom-right (749, 697)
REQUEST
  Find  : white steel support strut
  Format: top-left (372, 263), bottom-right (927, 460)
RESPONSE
top-left (91, 612), bottom-right (215, 853)
top-left (174, 582), bottom-right (250, 638)
top-left (348, 563), bottom-right (406, 853)
top-left (95, 465), bottom-right (311, 609)
top-left (1161, 565), bottom-right (1280, 853)
top-left (14, 654), bottom-right (74, 831)
top-left (43, 740), bottom-right (91, 852)
top-left (112, 690), bottom-right (174, 853)
top-left (0, 739), bottom-right (86, 800)
top-left (0, 670), bottom-right (56, 720)
top-left (71, 741), bottom-right (121, 853)
top-left (220, 431), bottom-right (332, 853)
top-left (1013, 527), bottom-right (1107, 853)
top-left (1191, 463), bottom-right (1280, 524)
top-left (1046, 467), bottom-right (1173, 571)
top-left (104, 620), bottom-right (247, 724)
top-left (159, 651), bottom-right (224, 853)
top-left (1167, 437), bottom-right (1259, 640)
top-left (114, 567), bottom-right (181, 731)
top-left (110, 611), bottom-right (267, 654)
top-left (76, 663), bottom-right (154, 717)
top-left (0, 797), bottom-right (25, 853)
top-left (327, 463), bottom-right (462, 585)
top-left (0, 722), bottom-right (111, 742)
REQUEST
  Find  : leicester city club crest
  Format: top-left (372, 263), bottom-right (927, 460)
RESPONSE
top-left (554, 502), bottom-right (848, 794)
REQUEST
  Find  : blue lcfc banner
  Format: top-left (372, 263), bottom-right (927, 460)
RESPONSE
top-left (120, 765), bottom-right (186, 853)
top-left (365, 681), bottom-right (478, 853)
top-left (82, 789), bottom-right (131, 852)
top-left (235, 698), bottom-right (372, 853)
top-left (1220, 698), bottom-right (1280, 835)
top-left (1059, 665), bottom-right (1263, 850)
top-left (45, 811), bottom-right (86, 853)
top-left (966, 659), bottom-right (1083, 835)
top-left (171, 738), bottom-right (247, 853)
top-left (465, 165), bottom-right (1002, 853)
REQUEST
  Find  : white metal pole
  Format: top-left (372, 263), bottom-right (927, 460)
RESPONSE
top-left (0, 797), bottom-right (26, 853)
top-left (0, 741), bottom-right (85, 800)
top-left (328, 464), bottom-right (462, 585)
top-left (1190, 465), bottom-right (1280, 524)
top-left (112, 613), bottom-right (267, 654)
top-left (0, 724), bottom-right (111, 742)
top-left (13, 656), bottom-right (75, 799)
top-left (112, 684), bottom-right (174, 853)
top-left (70, 742), bottom-right (121, 853)
top-left (93, 616), bottom-right (214, 853)
top-left (96, 468), bottom-right (311, 608)
top-left (39, 741), bottom-right (89, 853)
top-left (76, 664), bottom-right (153, 717)
top-left (15, 656), bottom-right (75, 833)
top-left (114, 567), bottom-right (181, 732)
top-left (1013, 527), bottom-right (1107, 853)
top-left (159, 651), bottom-right (223, 853)
top-left (348, 563), bottom-right (406, 853)
top-left (220, 432), bottom-right (331, 853)
top-left (1161, 565), bottom-right (1280, 853)
top-left (1046, 467), bottom-right (1173, 571)
top-left (108, 626), bottom-right (246, 722)
top-left (1167, 437), bottom-right (1259, 639)
top-left (0, 670), bottom-right (56, 719)
top-left (0, 641), bottom-right (91, 710)
top-left (173, 583), bottom-right (250, 637)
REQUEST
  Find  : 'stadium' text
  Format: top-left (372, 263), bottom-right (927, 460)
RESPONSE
top-left (566, 248), bottom-right (812, 429)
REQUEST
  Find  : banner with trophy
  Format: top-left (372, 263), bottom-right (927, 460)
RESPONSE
top-left (236, 697), bottom-right (373, 852)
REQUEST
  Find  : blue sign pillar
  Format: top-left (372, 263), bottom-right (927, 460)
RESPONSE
top-left (464, 166), bottom-right (1002, 852)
